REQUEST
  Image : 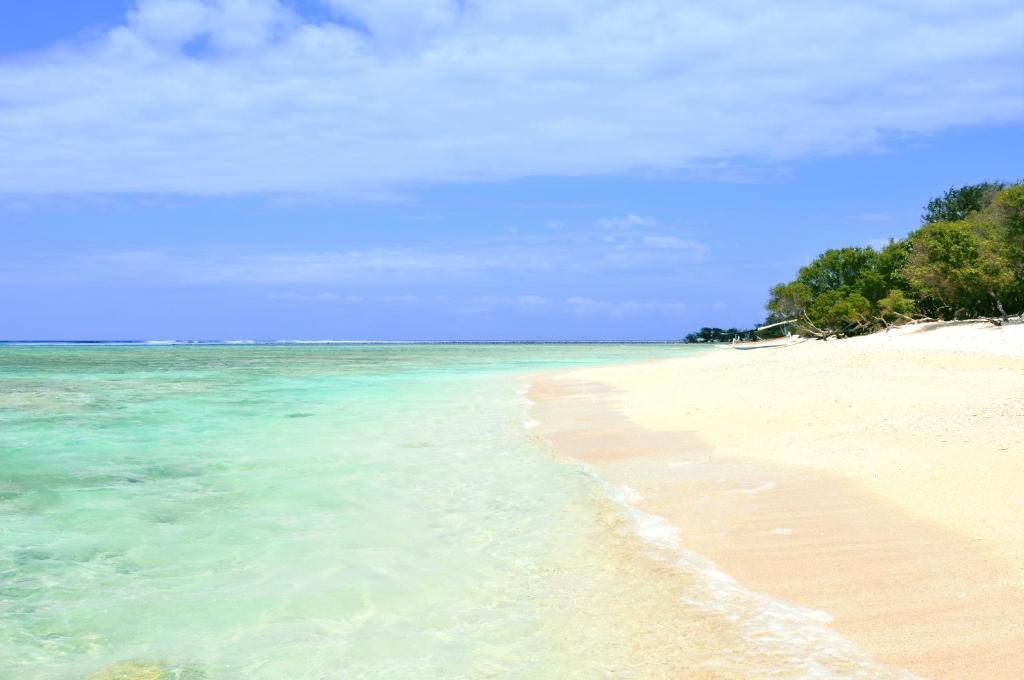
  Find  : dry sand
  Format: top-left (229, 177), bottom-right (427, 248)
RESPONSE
top-left (530, 321), bottom-right (1024, 679)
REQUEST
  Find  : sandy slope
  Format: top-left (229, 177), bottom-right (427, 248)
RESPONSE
top-left (531, 321), bottom-right (1024, 678)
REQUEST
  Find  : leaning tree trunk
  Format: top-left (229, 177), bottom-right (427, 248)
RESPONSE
top-left (990, 291), bottom-right (1009, 324)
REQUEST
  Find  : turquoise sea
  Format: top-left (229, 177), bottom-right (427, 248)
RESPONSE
top-left (1, 343), bottom-right (911, 679)
top-left (1, 343), bottom-right (702, 679)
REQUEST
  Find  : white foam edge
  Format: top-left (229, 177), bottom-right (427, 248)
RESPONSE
top-left (514, 383), bottom-right (537, 427)
top-left (575, 462), bottom-right (920, 679)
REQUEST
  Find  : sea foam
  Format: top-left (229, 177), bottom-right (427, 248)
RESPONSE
top-left (579, 465), bottom-right (918, 679)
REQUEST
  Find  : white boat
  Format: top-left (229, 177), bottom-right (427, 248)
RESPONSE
top-left (729, 335), bottom-right (804, 350)
top-left (719, 319), bottom-right (804, 350)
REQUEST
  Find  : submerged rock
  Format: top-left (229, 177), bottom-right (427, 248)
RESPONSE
top-left (88, 662), bottom-right (164, 680)
top-left (88, 661), bottom-right (205, 680)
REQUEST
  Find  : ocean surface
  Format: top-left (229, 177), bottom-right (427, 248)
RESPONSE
top-left (0, 343), bottom-right (697, 679)
top-left (1, 343), bottom-right (907, 679)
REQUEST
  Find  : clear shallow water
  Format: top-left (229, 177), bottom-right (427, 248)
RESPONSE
top-left (0, 344), bottom-right (700, 679)
top-left (1, 344), bottom-right (915, 680)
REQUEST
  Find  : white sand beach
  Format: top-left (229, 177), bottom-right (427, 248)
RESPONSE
top-left (531, 321), bottom-right (1024, 678)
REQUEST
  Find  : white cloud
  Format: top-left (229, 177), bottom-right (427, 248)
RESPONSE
top-left (19, 215), bottom-right (708, 284)
top-left (267, 291), bottom-right (353, 301)
top-left (321, 0), bottom-right (460, 48)
top-left (566, 296), bottom-right (687, 318)
top-left (265, 292), bottom-right (551, 311)
top-left (4, 222), bottom-right (707, 284)
top-left (641, 235), bottom-right (708, 255)
top-left (584, 214), bottom-right (711, 257)
top-left (125, 0), bottom-right (300, 51)
top-left (0, 0), bottom-right (1021, 194)
top-left (595, 214), bottom-right (657, 230)
top-left (131, 249), bottom-right (494, 283)
top-left (265, 290), bottom-right (682, 317)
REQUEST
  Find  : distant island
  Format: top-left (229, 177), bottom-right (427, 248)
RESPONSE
top-left (683, 327), bottom-right (764, 343)
top-left (685, 181), bottom-right (1024, 342)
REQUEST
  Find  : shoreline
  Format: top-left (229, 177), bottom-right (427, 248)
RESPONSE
top-left (529, 321), bottom-right (1024, 678)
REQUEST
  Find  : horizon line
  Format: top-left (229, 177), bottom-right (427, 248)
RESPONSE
top-left (0, 339), bottom-right (688, 346)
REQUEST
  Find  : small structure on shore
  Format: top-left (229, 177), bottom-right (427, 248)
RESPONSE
top-left (728, 319), bottom-right (802, 350)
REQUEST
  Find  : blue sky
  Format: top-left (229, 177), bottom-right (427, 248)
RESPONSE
top-left (2, 1), bottom-right (1023, 340)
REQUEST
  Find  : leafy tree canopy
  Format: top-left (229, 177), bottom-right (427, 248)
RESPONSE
top-left (910, 215), bottom-right (1017, 319)
top-left (758, 180), bottom-right (1022, 338)
top-left (921, 182), bottom-right (1005, 224)
top-left (795, 247), bottom-right (879, 297)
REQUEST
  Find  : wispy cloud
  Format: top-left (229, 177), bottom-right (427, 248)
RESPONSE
top-left (641, 235), bottom-right (708, 255)
top-left (267, 292), bottom-right (550, 307)
top-left (3, 214), bottom-right (710, 284)
top-left (266, 290), bottom-right (682, 318)
top-left (595, 214), bottom-right (658, 231)
top-left (88, 249), bottom-right (494, 284)
top-left (566, 296), bottom-right (687, 318)
top-left (267, 292), bottom-right (356, 302)
top-left (0, 0), bottom-right (1022, 194)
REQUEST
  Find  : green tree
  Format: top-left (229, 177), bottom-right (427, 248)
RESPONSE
top-left (905, 219), bottom-right (1014, 321)
top-left (795, 247), bottom-right (880, 297)
top-left (766, 281), bottom-right (812, 321)
top-left (806, 290), bottom-right (872, 334)
top-left (993, 184), bottom-right (1024, 276)
top-left (877, 289), bottom-right (917, 325)
top-left (876, 239), bottom-right (913, 295)
top-left (921, 182), bottom-right (1005, 224)
top-left (767, 246), bottom-right (910, 336)
top-left (758, 181), bottom-right (1021, 339)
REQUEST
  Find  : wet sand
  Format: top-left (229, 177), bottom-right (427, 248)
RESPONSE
top-left (530, 322), bottom-right (1024, 679)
